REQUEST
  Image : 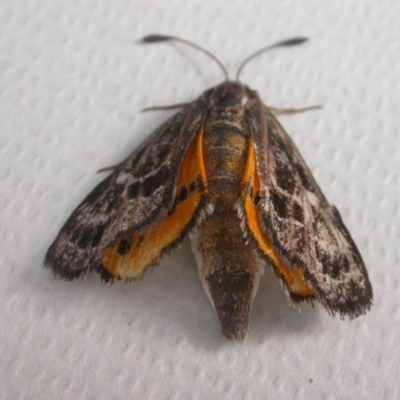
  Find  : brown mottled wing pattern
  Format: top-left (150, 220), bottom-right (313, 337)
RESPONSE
top-left (45, 102), bottom-right (207, 280)
top-left (248, 105), bottom-right (373, 317)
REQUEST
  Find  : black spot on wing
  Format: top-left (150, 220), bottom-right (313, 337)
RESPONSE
top-left (130, 147), bottom-right (147, 170)
top-left (72, 223), bottom-right (106, 249)
top-left (296, 162), bottom-right (314, 193)
top-left (271, 191), bottom-right (288, 218)
top-left (91, 223), bottom-right (105, 247)
top-left (178, 185), bottom-right (188, 201)
top-left (97, 264), bottom-right (117, 283)
top-left (189, 181), bottom-right (197, 192)
top-left (269, 126), bottom-right (287, 154)
top-left (76, 229), bottom-right (90, 249)
top-left (292, 201), bottom-right (304, 223)
top-left (118, 238), bottom-right (131, 255)
top-left (275, 161), bottom-right (296, 192)
top-left (156, 144), bottom-right (172, 163)
top-left (128, 182), bottom-right (140, 198)
top-left (135, 156), bottom-right (155, 177)
top-left (143, 165), bottom-right (170, 197)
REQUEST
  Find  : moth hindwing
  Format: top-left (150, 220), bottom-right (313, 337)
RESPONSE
top-left (45, 35), bottom-right (373, 341)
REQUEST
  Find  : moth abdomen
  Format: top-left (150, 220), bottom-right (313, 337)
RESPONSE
top-left (205, 268), bottom-right (257, 341)
top-left (193, 211), bottom-right (264, 341)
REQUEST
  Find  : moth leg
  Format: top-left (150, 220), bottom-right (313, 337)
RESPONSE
top-left (142, 103), bottom-right (191, 112)
top-left (266, 105), bottom-right (321, 115)
top-left (97, 163), bottom-right (121, 173)
top-left (99, 102), bottom-right (194, 171)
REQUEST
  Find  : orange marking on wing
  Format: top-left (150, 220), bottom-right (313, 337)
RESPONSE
top-left (102, 126), bottom-right (207, 280)
top-left (177, 124), bottom-right (207, 191)
top-left (195, 125), bottom-right (207, 184)
top-left (242, 138), bottom-right (314, 298)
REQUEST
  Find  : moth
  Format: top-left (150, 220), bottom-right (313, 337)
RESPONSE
top-left (45, 34), bottom-right (373, 340)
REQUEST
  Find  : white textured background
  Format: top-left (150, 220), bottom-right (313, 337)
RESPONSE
top-left (1, 1), bottom-right (399, 399)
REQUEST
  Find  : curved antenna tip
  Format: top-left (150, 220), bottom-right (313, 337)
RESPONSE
top-left (235, 36), bottom-right (310, 81)
top-left (281, 37), bottom-right (309, 46)
top-left (140, 34), bottom-right (172, 43)
top-left (138, 33), bottom-right (229, 81)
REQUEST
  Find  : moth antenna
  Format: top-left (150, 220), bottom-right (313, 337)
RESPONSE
top-left (140, 34), bottom-right (229, 81)
top-left (235, 37), bottom-right (308, 81)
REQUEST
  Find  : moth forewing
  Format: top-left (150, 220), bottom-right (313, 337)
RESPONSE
top-left (45, 105), bottom-right (207, 280)
top-left (249, 106), bottom-right (373, 318)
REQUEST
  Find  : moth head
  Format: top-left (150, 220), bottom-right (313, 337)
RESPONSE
top-left (205, 81), bottom-right (260, 112)
top-left (141, 35), bottom-right (309, 114)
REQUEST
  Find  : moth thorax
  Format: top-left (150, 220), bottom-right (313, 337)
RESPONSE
top-left (192, 211), bottom-right (264, 341)
top-left (202, 121), bottom-right (248, 202)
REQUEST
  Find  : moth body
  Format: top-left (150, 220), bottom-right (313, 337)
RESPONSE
top-left (45, 41), bottom-right (373, 340)
top-left (193, 84), bottom-right (264, 339)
